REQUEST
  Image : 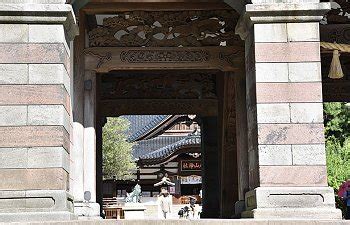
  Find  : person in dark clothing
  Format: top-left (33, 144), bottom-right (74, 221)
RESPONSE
top-left (344, 188), bottom-right (350, 219)
top-left (189, 196), bottom-right (198, 219)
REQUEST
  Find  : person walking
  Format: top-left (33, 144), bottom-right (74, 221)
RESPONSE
top-left (189, 196), bottom-right (198, 219)
top-left (159, 188), bottom-right (172, 219)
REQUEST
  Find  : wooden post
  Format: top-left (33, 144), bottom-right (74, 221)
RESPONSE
top-left (201, 116), bottom-right (220, 218)
top-left (218, 73), bottom-right (239, 218)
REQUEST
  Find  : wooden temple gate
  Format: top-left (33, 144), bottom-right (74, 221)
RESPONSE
top-left (74, 1), bottom-right (247, 218)
top-left (0, 0), bottom-right (349, 221)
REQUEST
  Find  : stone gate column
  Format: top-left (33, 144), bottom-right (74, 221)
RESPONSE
top-left (0, 0), bottom-right (77, 222)
top-left (236, 3), bottom-right (342, 219)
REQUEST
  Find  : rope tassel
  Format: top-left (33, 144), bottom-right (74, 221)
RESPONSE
top-left (328, 49), bottom-right (344, 79)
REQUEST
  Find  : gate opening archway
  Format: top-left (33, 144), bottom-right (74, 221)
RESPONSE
top-left (95, 69), bottom-right (240, 219)
top-left (73, 1), bottom-right (247, 218)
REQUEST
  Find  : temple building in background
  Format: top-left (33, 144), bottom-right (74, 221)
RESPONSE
top-left (103, 115), bottom-right (203, 204)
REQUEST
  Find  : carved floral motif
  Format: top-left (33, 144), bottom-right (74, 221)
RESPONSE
top-left (323, 0), bottom-right (350, 24)
top-left (89, 10), bottom-right (239, 47)
top-left (84, 50), bottom-right (112, 68)
top-left (219, 50), bottom-right (242, 67)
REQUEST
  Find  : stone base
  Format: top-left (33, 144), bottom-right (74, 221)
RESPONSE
top-left (242, 187), bottom-right (342, 219)
top-left (0, 190), bottom-right (76, 222)
top-left (0, 219), bottom-right (349, 225)
top-left (242, 208), bottom-right (342, 219)
top-left (122, 203), bottom-right (146, 220)
top-left (74, 202), bottom-right (101, 219)
top-left (233, 200), bottom-right (245, 218)
top-left (0, 212), bottom-right (77, 222)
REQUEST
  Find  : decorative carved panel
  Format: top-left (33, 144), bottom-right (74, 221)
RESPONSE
top-left (101, 72), bottom-right (217, 100)
top-left (100, 99), bottom-right (218, 117)
top-left (323, 0), bottom-right (350, 24)
top-left (120, 50), bottom-right (210, 63)
top-left (84, 47), bottom-right (244, 72)
top-left (89, 10), bottom-right (240, 47)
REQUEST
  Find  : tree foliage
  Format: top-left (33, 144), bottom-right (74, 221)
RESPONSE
top-left (324, 102), bottom-right (350, 189)
top-left (102, 117), bottom-right (136, 180)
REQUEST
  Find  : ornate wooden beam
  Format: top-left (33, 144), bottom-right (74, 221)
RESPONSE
top-left (99, 99), bottom-right (218, 116)
top-left (82, 2), bottom-right (231, 14)
top-left (84, 47), bottom-right (244, 73)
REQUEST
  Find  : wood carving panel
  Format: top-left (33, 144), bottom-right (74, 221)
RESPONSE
top-left (89, 10), bottom-right (240, 47)
top-left (323, 0), bottom-right (350, 24)
top-left (101, 72), bottom-right (217, 99)
top-left (100, 99), bottom-right (218, 117)
top-left (84, 47), bottom-right (244, 72)
top-left (120, 50), bottom-right (210, 63)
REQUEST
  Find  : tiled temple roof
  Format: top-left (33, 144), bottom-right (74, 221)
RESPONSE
top-left (131, 135), bottom-right (185, 159)
top-left (122, 115), bottom-right (200, 165)
top-left (127, 115), bottom-right (171, 142)
top-left (138, 130), bottom-right (201, 165)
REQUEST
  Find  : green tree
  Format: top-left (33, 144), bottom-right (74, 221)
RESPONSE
top-left (324, 102), bottom-right (350, 189)
top-left (324, 103), bottom-right (350, 216)
top-left (102, 117), bottom-right (136, 180)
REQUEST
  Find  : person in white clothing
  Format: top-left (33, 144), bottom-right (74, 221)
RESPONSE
top-left (159, 188), bottom-right (172, 219)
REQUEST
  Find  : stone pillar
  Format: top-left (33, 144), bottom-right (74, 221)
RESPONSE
top-left (73, 70), bottom-right (100, 218)
top-left (71, 10), bottom-right (100, 218)
top-left (0, 0), bottom-right (77, 222)
top-left (201, 116), bottom-right (220, 218)
top-left (236, 3), bottom-right (342, 219)
top-left (75, 70), bottom-right (100, 218)
top-left (71, 36), bottom-right (86, 213)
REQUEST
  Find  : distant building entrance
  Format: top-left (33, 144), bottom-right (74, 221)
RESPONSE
top-left (103, 115), bottom-right (202, 205)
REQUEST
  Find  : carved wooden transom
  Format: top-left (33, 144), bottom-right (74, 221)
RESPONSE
top-left (322, 0), bottom-right (350, 24)
top-left (101, 71), bottom-right (217, 100)
top-left (89, 10), bottom-right (239, 47)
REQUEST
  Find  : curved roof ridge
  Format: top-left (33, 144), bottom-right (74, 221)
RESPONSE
top-left (128, 115), bottom-right (171, 142)
top-left (138, 130), bottom-right (201, 165)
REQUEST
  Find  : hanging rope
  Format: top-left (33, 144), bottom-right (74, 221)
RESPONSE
top-left (320, 42), bottom-right (350, 53)
top-left (328, 50), bottom-right (344, 79)
top-left (320, 42), bottom-right (349, 79)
